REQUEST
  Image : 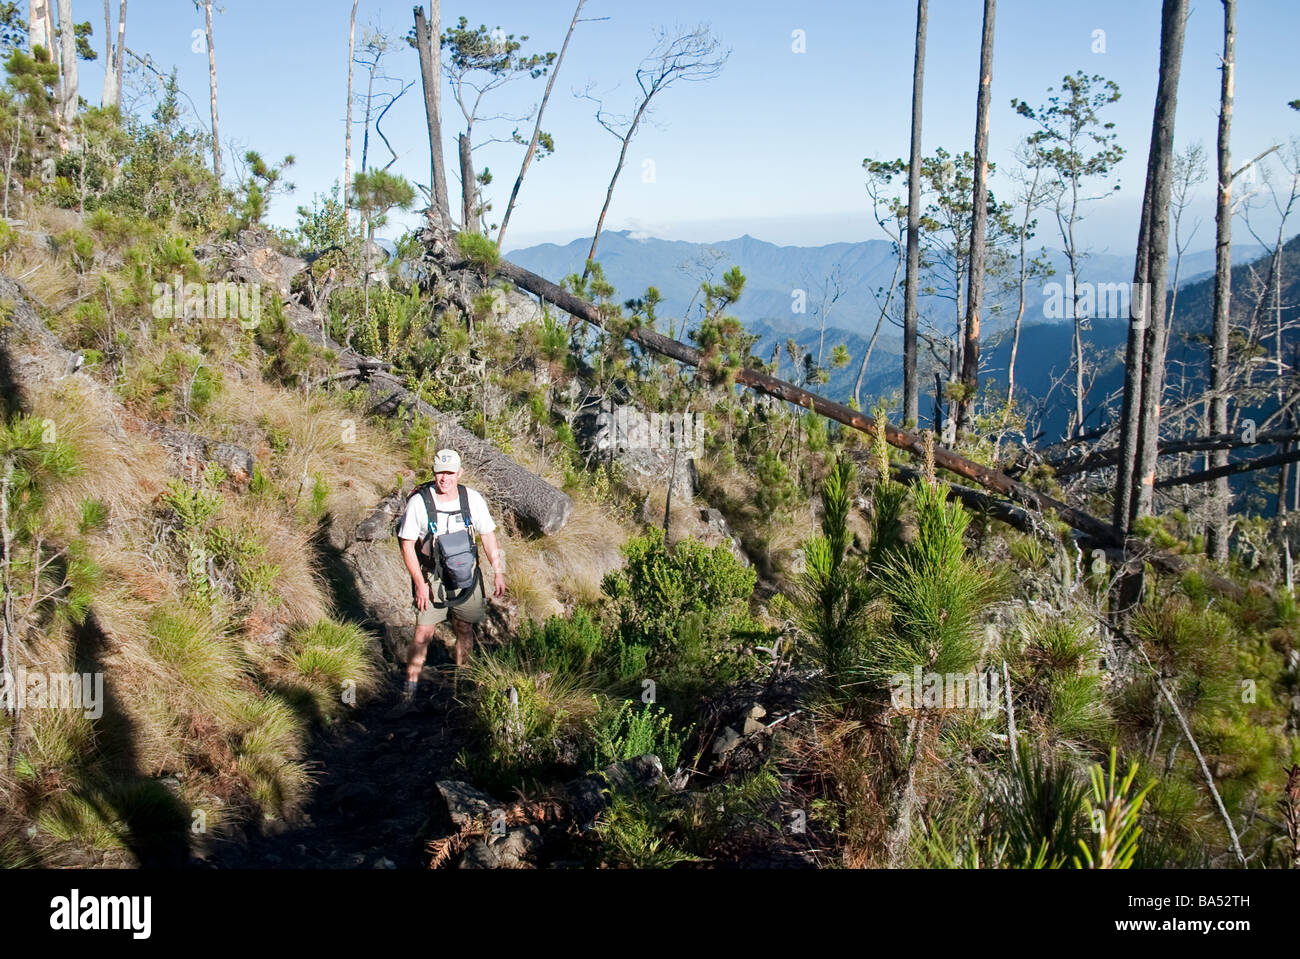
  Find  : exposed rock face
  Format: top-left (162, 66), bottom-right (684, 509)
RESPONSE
top-left (195, 227), bottom-right (307, 301)
top-left (573, 392), bottom-right (697, 503)
top-left (697, 507), bottom-right (750, 567)
top-left (483, 284), bottom-right (546, 334)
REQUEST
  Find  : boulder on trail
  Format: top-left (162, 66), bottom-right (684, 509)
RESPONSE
top-left (432, 780), bottom-right (498, 828)
top-left (459, 824), bottom-right (543, 869)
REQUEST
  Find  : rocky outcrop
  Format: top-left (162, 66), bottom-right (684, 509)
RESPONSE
top-left (139, 422), bottom-right (256, 486)
top-left (574, 392), bottom-right (697, 503)
top-left (195, 227), bottom-right (307, 301)
top-left (697, 507), bottom-right (750, 567)
top-left (431, 780), bottom-right (548, 869)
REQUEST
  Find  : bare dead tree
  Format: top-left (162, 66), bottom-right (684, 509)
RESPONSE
top-left (353, 24), bottom-right (413, 175)
top-left (808, 263), bottom-right (849, 372)
top-left (193, 0), bottom-right (221, 180)
top-left (1115, 0), bottom-right (1189, 535)
top-left (497, 0), bottom-right (598, 249)
top-left (412, 3), bottom-right (451, 227)
top-left (344, 0), bottom-right (359, 221)
top-left (957, 0), bottom-right (996, 433)
top-left (580, 23), bottom-right (728, 280)
top-left (1167, 142), bottom-right (1207, 332)
top-left (1003, 141), bottom-right (1053, 427)
top-left (55, 0), bottom-right (76, 128)
top-left (1207, 0), bottom-right (1237, 562)
top-left (100, 0), bottom-right (127, 110)
top-left (903, 0), bottom-right (927, 427)
top-left (854, 161), bottom-right (908, 408)
top-left (29, 0), bottom-right (50, 55)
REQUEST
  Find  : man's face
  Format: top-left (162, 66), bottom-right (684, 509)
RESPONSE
top-left (434, 468), bottom-right (460, 494)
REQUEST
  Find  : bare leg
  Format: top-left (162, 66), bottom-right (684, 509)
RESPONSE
top-left (406, 624), bottom-right (438, 683)
top-left (452, 618), bottom-right (474, 668)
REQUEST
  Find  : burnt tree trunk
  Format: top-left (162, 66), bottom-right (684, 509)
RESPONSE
top-left (958, 0), bottom-right (996, 433)
top-left (414, 3), bottom-right (451, 227)
top-left (1130, 0), bottom-right (1190, 525)
top-left (459, 132), bottom-right (477, 233)
top-left (903, 0), bottom-right (927, 427)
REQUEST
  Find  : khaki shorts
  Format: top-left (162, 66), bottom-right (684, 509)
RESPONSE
top-left (413, 570), bottom-right (487, 631)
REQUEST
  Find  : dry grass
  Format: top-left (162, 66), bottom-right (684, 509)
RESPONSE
top-left (694, 452), bottom-right (814, 582)
top-left (31, 378), bottom-right (163, 534)
top-left (506, 495), bottom-right (632, 618)
top-left (219, 494), bottom-right (331, 627)
top-left (782, 705), bottom-right (894, 868)
top-left (637, 487), bottom-right (701, 548)
top-left (4, 228), bottom-right (80, 310)
top-left (205, 373), bottom-right (406, 526)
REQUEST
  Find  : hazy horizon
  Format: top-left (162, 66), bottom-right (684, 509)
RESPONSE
top-left (71, 0), bottom-right (1300, 259)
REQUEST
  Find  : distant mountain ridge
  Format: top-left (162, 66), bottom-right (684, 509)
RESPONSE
top-left (507, 230), bottom-right (1267, 341)
top-left (509, 230), bottom-right (1295, 443)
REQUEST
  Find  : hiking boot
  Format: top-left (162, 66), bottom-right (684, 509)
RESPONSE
top-left (384, 681), bottom-right (419, 720)
top-left (383, 695), bottom-right (415, 721)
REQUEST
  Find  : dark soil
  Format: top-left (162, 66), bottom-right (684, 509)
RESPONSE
top-left (192, 664), bottom-right (468, 870)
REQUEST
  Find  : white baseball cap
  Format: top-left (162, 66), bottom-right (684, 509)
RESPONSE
top-left (433, 449), bottom-right (461, 473)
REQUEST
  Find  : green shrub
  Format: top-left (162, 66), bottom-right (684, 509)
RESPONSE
top-left (77, 498), bottom-right (109, 534)
top-left (856, 476), bottom-right (1004, 689)
top-left (591, 788), bottom-right (703, 869)
top-left (587, 698), bottom-right (688, 771)
top-left (674, 767), bottom-right (782, 856)
top-left (601, 527), bottom-right (760, 691)
top-left (507, 608), bottom-right (607, 682)
top-left (285, 619), bottom-right (379, 719)
top-left (455, 231), bottom-right (500, 271)
top-left (989, 745), bottom-right (1089, 868)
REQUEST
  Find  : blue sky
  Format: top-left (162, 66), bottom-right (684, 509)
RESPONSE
top-left (73, 1), bottom-right (1300, 255)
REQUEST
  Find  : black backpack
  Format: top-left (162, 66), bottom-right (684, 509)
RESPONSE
top-left (410, 483), bottom-right (481, 607)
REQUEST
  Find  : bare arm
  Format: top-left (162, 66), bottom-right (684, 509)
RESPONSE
top-left (400, 537), bottom-right (422, 584)
top-left (479, 530), bottom-right (506, 598)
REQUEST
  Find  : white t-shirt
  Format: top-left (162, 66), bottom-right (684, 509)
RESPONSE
top-left (398, 484), bottom-right (496, 541)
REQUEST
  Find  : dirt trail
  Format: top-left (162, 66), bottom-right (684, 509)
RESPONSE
top-left (193, 669), bottom-right (465, 870)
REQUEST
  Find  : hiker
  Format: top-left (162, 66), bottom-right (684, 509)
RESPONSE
top-left (388, 448), bottom-right (506, 716)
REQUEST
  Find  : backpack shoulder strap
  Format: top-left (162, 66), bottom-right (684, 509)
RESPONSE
top-left (418, 483), bottom-right (438, 534)
top-left (457, 484), bottom-right (474, 532)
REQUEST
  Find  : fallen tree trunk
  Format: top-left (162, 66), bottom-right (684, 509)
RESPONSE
top-left (889, 462), bottom-right (1054, 541)
top-left (355, 368), bottom-right (573, 536)
top-left (491, 256), bottom-right (1245, 600)
top-left (496, 258), bottom-right (1119, 542)
top-left (1050, 429), bottom-right (1300, 477)
top-left (1155, 446), bottom-right (1300, 490)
